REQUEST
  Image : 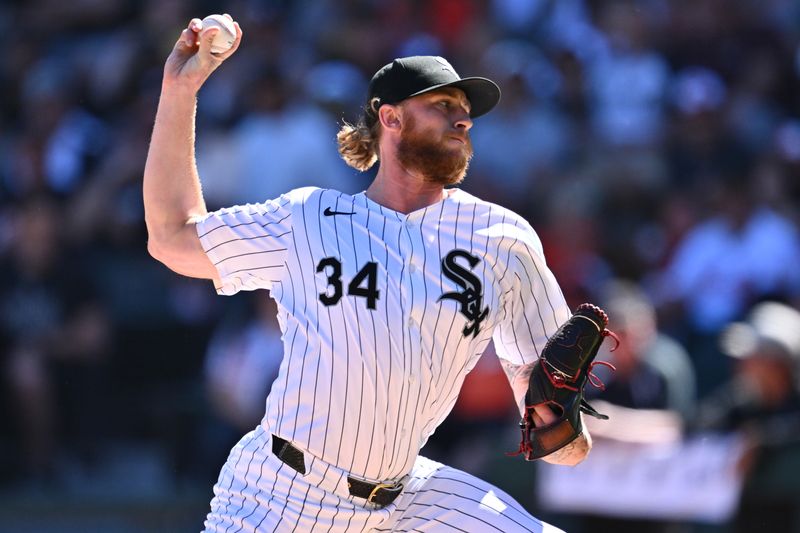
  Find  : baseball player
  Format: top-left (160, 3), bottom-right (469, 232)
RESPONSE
top-left (144, 15), bottom-right (591, 532)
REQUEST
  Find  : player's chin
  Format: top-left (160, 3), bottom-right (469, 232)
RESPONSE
top-left (430, 165), bottom-right (468, 186)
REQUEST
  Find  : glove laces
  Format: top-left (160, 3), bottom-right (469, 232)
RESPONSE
top-left (586, 330), bottom-right (620, 390)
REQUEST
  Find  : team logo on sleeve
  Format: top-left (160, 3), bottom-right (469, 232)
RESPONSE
top-left (437, 249), bottom-right (489, 338)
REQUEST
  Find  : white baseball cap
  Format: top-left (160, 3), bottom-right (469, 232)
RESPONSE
top-left (720, 302), bottom-right (800, 360)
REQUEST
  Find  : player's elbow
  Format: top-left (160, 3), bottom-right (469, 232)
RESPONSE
top-left (145, 220), bottom-right (174, 260)
top-left (146, 225), bottom-right (218, 280)
top-left (147, 235), bottom-right (183, 272)
top-left (147, 236), bottom-right (169, 264)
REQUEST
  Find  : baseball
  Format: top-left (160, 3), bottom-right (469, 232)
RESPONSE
top-left (201, 14), bottom-right (236, 54)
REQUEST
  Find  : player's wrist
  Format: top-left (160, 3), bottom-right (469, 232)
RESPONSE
top-left (161, 76), bottom-right (203, 98)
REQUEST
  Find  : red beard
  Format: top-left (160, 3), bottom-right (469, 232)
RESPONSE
top-left (396, 115), bottom-right (473, 186)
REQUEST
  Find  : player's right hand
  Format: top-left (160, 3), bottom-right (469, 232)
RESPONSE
top-left (163, 14), bottom-right (242, 92)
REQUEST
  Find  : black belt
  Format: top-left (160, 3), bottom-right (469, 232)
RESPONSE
top-left (272, 435), bottom-right (404, 507)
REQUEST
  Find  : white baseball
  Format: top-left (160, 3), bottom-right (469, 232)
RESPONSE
top-left (201, 14), bottom-right (236, 54)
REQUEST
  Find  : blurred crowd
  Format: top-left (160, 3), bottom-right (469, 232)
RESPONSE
top-left (1, 0), bottom-right (800, 531)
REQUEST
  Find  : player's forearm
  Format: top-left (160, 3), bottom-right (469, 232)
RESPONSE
top-left (541, 424), bottom-right (592, 466)
top-left (143, 84), bottom-right (208, 247)
top-left (500, 359), bottom-right (535, 416)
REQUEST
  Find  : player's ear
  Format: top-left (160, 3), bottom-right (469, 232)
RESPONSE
top-left (378, 105), bottom-right (402, 132)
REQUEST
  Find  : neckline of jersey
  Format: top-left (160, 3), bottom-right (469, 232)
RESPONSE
top-left (355, 188), bottom-right (464, 220)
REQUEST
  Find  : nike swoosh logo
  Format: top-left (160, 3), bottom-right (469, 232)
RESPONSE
top-left (323, 207), bottom-right (355, 216)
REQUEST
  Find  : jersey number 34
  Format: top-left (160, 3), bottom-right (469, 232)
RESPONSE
top-left (316, 257), bottom-right (380, 310)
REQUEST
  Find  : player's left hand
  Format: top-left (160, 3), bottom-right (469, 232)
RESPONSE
top-left (530, 404), bottom-right (558, 426)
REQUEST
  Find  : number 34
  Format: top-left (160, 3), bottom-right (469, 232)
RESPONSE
top-left (316, 257), bottom-right (380, 310)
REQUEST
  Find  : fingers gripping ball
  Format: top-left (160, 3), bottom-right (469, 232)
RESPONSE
top-left (201, 14), bottom-right (236, 54)
top-left (510, 303), bottom-right (618, 461)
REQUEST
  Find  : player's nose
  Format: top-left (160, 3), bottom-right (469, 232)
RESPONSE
top-left (454, 112), bottom-right (473, 131)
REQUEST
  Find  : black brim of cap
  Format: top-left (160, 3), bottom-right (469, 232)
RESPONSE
top-left (406, 77), bottom-right (501, 119)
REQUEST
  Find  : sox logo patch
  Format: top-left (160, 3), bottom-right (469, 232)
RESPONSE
top-left (438, 249), bottom-right (489, 338)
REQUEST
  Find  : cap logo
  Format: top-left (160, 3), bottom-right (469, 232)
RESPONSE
top-left (434, 56), bottom-right (458, 77)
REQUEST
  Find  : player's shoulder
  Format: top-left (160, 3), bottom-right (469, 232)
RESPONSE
top-left (450, 189), bottom-right (529, 224)
top-left (282, 186), bottom-right (324, 205)
top-left (452, 190), bottom-right (544, 256)
top-left (282, 186), bottom-right (357, 207)
top-left (211, 187), bottom-right (328, 218)
top-left (451, 189), bottom-right (536, 231)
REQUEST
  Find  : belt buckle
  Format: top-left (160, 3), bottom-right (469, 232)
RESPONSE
top-left (367, 482), bottom-right (400, 504)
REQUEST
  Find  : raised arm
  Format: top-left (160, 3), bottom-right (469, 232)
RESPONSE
top-left (501, 359), bottom-right (592, 466)
top-left (143, 15), bottom-right (242, 279)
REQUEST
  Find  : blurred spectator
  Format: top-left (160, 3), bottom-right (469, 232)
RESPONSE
top-left (571, 279), bottom-right (695, 533)
top-left (198, 64), bottom-right (365, 206)
top-left (0, 196), bottom-right (112, 484)
top-left (422, 0), bottom-right (484, 54)
top-left (694, 301), bottom-right (800, 533)
top-left (469, 40), bottom-right (573, 204)
top-left (726, 43), bottom-right (789, 154)
top-left (656, 173), bottom-right (800, 396)
top-left (538, 198), bottom-right (613, 306)
top-left (591, 279), bottom-right (696, 419)
top-left (665, 65), bottom-right (750, 192)
top-left (302, 60), bottom-right (369, 122)
top-left (11, 55), bottom-right (110, 198)
top-left (585, 0), bottom-right (670, 147)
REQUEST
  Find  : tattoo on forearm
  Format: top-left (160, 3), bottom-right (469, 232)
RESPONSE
top-left (500, 360), bottom-right (537, 413)
top-left (500, 359), bottom-right (536, 385)
top-left (543, 432), bottom-right (592, 465)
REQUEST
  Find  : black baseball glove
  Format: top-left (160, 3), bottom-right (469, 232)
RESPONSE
top-left (510, 303), bottom-right (617, 460)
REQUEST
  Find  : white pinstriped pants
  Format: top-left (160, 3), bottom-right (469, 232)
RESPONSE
top-left (204, 426), bottom-right (563, 532)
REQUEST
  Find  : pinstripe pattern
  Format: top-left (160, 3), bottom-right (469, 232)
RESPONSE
top-left (375, 456), bottom-right (563, 533)
top-left (205, 430), bottom-right (564, 532)
top-left (196, 186), bottom-right (570, 531)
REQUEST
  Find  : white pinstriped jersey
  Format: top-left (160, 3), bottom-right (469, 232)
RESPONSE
top-left (196, 186), bottom-right (570, 483)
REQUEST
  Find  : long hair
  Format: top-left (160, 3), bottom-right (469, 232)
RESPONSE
top-left (337, 97), bottom-right (382, 171)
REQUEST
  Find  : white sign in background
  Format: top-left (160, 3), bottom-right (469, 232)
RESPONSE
top-left (537, 433), bottom-right (747, 523)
